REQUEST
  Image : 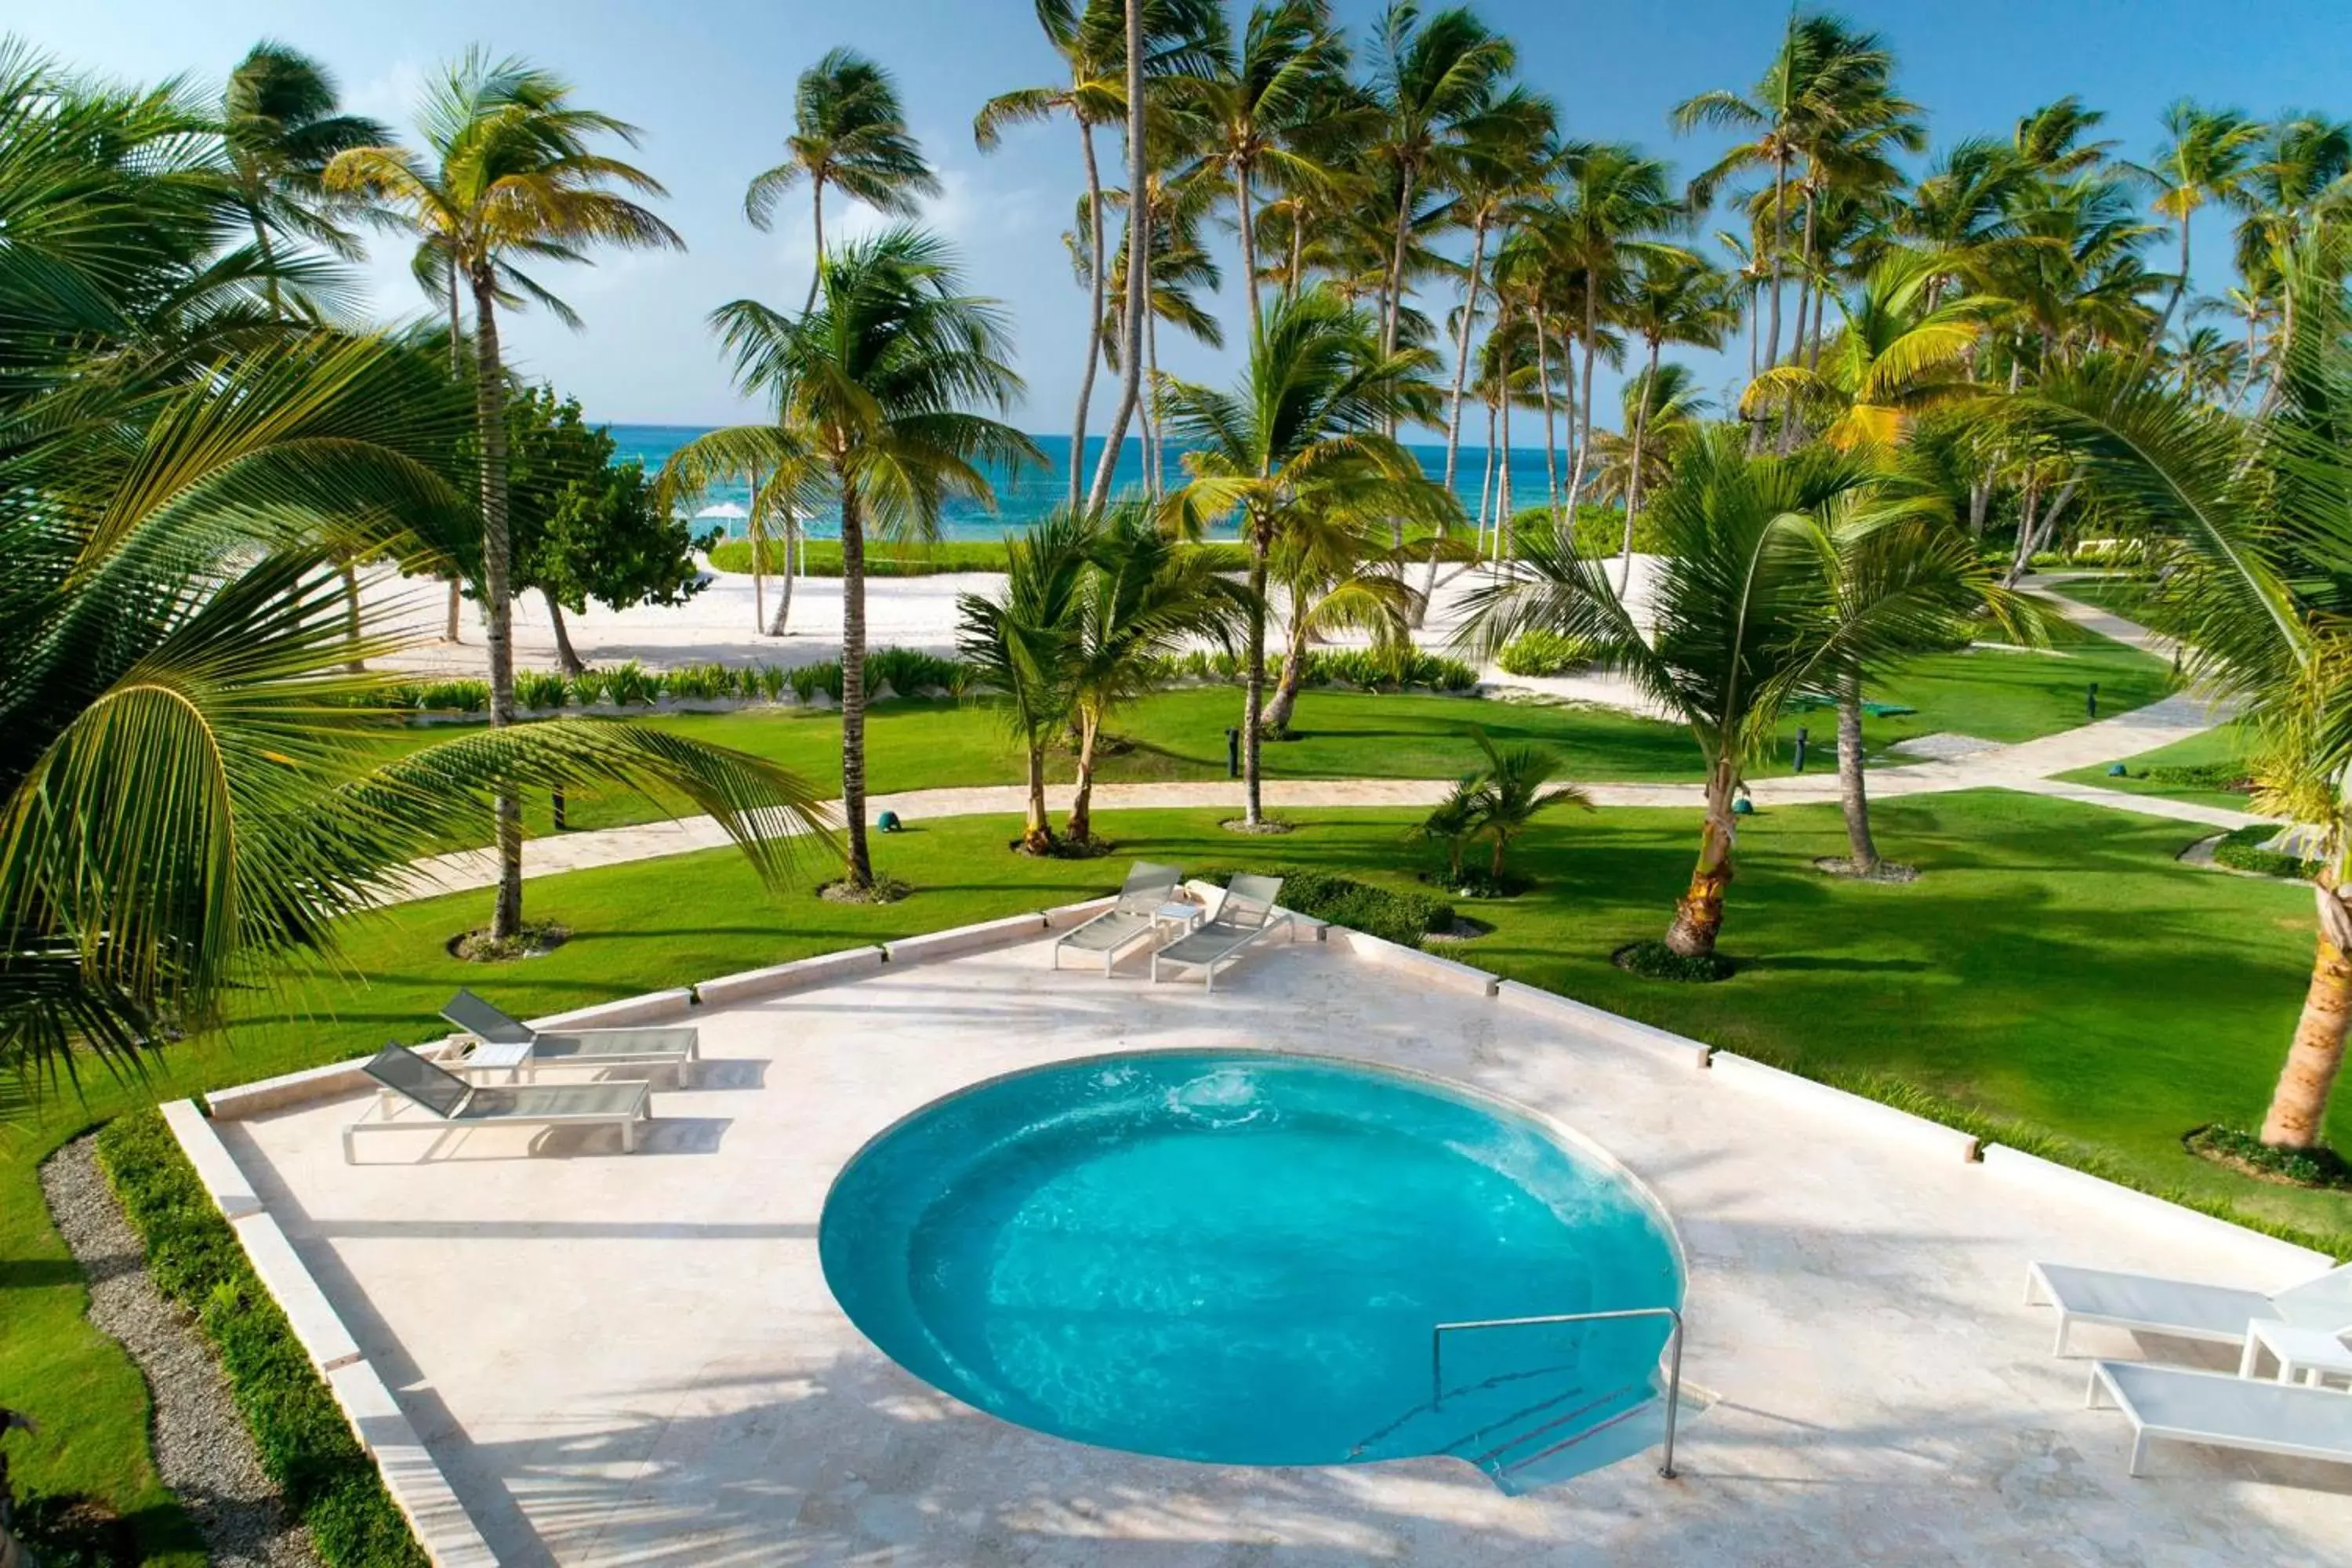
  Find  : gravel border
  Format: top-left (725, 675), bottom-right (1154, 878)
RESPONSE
top-left (38, 1134), bottom-right (322, 1568)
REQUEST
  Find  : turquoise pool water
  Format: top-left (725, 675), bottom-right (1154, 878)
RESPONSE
top-left (819, 1051), bottom-right (1684, 1487)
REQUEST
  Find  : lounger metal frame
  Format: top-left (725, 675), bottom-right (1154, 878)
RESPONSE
top-left (2088, 1359), bottom-right (2352, 1478)
top-left (343, 1045), bottom-right (653, 1163)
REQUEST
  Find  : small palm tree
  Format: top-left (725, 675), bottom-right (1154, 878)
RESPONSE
top-left (746, 48), bottom-right (939, 312)
top-left (958, 510), bottom-right (1090, 854)
top-left (1159, 285), bottom-right (1452, 826)
top-left (688, 229), bottom-right (1040, 890)
top-left (1461, 429), bottom-right (1953, 957)
top-left (1414, 778), bottom-right (1483, 884)
top-left (327, 53), bottom-right (686, 940)
top-left (1611, 250), bottom-right (1736, 584)
top-left (1261, 514), bottom-right (1420, 737)
top-left (1589, 363), bottom-right (1708, 514)
top-left (1064, 504), bottom-right (1246, 840)
top-left (1465, 730), bottom-right (1592, 882)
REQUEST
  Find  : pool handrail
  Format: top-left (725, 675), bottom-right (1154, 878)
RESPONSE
top-left (1430, 1305), bottom-right (1686, 1479)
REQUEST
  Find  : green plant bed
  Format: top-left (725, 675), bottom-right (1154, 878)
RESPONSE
top-left (2210, 824), bottom-right (2314, 879)
top-left (1613, 939), bottom-right (1734, 982)
top-left (93, 1112), bottom-right (426, 1568)
top-left (2055, 724), bottom-right (2260, 812)
top-left (2187, 1124), bottom-right (2352, 1190)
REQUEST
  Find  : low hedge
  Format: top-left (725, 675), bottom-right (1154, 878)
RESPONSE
top-left (2141, 760), bottom-right (2255, 794)
top-left (93, 1112), bottom-right (426, 1568)
top-left (1199, 866), bottom-right (1452, 949)
top-left (2210, 823), bottom-right (2313, 879)
top-left (1494, 630), bottom-right (1594, 677)
top-left (706, 537), bottom-right (1253, 577)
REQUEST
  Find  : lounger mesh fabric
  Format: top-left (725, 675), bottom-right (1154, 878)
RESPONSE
top-left (462, 1082), bottom-right (652, 1119)
top-left (2272, 1265), bottom-right (2352, 1330)
top-left (2036, 1264), bottom-right (2274, 1339)
top-left (527, 1027), bottom-right (696, 1061)
top-left (442, 987), bottom-right (539, 1045)
top-left (2097, 1360), bottom-right (2352, 1474)
top-left (363, 1044), bottom-right (471, 1117)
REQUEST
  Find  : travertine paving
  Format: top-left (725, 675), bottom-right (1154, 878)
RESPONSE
top-left (216, 937), bottom-right (2347, 1566)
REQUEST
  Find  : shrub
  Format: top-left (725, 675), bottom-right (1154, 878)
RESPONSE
top-left (789, 660), bottom-right (844, 702)
top-left (1614, 939), bottom-right (1733, 982)
top-left (598, 661), bottom-right (661, 706)
top-left (2143, 760), bottom-right (2255, 793)
top-left (866, 647), bottom-right (968, 698)
top-left (416, 678), bottom-right (488, 713)
top-left (1296, 648), bottom-right (1478, 692)
top-left (1199, 866), bottom-right (1452, 949)
top-left (2211, 823), bottom-right (2314, 879)
top-left (2186, 1123), bottom-right (2352, 1189)
top-left (1494, 630), bottom-right (1594, 677)
top-left (95, 1112), bottom-right (426, 1568)
top-left (660, 662), bottom-right (731, 702)
top-left (514, 670), bottom-right (570, 710)
top-left (755, 662), bottom-right (789, 700)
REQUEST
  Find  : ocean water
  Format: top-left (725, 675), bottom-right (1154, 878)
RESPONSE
top-left (609, 423), bottom-right (1561, 541)
top-left (819, 1050), bottom-right (1683, 1489)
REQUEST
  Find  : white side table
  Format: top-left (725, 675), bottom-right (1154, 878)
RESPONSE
top-left (456, 1038), bottom-right (534, 1083)
top-left (2239, 1317), bottom-right (2352, 1388)
top-left (1152, 901), bottom-right (1202, 938)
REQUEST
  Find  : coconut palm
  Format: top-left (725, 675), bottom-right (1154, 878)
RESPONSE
top-left (1414, 779), bottom-right (1483, 885)
top-left (1262, 510), bottom-right (1422, 736)
top-left (694, 229), bottom-right (1040, 890)
top-left (1364, 1), bottom-right (1519, 360)
top-left (1063, 504), bottom-right (1247, 840)
top-left (1588, 362), bottom-right (1709, 514)
top-left (1159, 285), bottom-right (1452, 826)
top-left (652, 427), bottom-right (826, 637)
top-left (2231, 115), bottom-right (2352, 403)
top-left (1435, 107), bottom-right (1558, 503)
top-left (1611, 251), bottom-right (1735, 585)
top-left (2021, 255), bottom-right (2352, 1150)
top-left (221, 42), bottom-right (388, 318)
top-left (326, 53), bottom-right (685, 940)
top-left (746, 48), bottom-right (940, 313)
top-left (1464, 730), bottom-right (1592, 881)
top-left (2123, 101), bottom-right (2260, 358)
top-left (1460, 429), bottom-right (1964, 958)
top-left (957, 510), bottom-right (1091, 853)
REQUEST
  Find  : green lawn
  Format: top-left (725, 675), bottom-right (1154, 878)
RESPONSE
top-left (370, 626), bottom-right (2174, 841)
top-left (2045, 574), bottom-right (2156, 622)
top-left (2054, 723), bottom-right (2261, 814)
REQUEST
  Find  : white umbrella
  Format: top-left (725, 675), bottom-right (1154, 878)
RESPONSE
top-left (695, 502), bottom-right (749, 521)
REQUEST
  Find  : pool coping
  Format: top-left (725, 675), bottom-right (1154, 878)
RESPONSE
top-left (167, 920), bottom-right (2339, 1561)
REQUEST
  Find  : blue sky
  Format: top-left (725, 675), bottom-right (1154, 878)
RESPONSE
top-left (22, 1), bottom-right (2352, 435)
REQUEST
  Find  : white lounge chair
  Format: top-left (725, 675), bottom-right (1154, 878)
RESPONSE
top-left (1051, 861), bottom-right (1182, 976)
top-left (2025, 1259), bottom-right (2352, 1356)
top-left (343, 1043), bottom-right (653, 1163)
top-left (2087, 1359), bottom-right (2352, 1478)
top-left (1151, 874), bottom-right (1294, 993)
top-left (441, 988), bottom-right (699, 1085)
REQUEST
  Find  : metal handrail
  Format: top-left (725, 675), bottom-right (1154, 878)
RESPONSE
top-left (1430, 1306), bottom-right (1686, 1479)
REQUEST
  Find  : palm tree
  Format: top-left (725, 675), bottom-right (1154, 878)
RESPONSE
top-left (653, 430), bottom-right (826, 637)
top-left (2231, 114), bottom-right (2352, 404)
top-left (1262, 510), bottom-right (1421, 736)
top-left (694, 229), bottom-right (1040, 890)
top-left (1461, 430), bottom-right (1958, 958)
top-left (746, 48), bottom-right (940, 313)
top-left (222, 42), bottom-right (388, 318)
top-left (1740, 250), bottom-right (1991, 452)
top-left (957, 510), bottom-right (1090, 853)
top-left (327, 53), bottom-right (685, 941)
top-left (1588, 362), bottom-right (1708, 514)
top-left (1365, 1), bottom-right (1519, 362)
top-left (1611, 251), bottom-right (1734, 586)
top-left (2124, 101), bottom-right (2259, 358)
top-left (2023, 260), bottom-right (2352, 1150)
top-left (1064, 504), bottom-right (1246, 840)
top-left (1414, 779), bottom-right (1483, 885)
top-left (1436, 107), bottom-right (1558, 509)
top-left (1160, 285), bottom-right (1451, 826)
top-left (0, 48), bottom-right (826, 1078)
top-left (1464, 729), bottom-right (1591, 881)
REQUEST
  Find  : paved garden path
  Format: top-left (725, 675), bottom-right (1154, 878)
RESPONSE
top-left (393, 582), bottom-right (2263, 902)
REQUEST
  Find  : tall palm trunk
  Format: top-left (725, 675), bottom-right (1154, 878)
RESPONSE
top-left (1088, 2), bottom-right (1149, 514)
top-left (1617, 337), bottom-right (1662, 592)
top-left (1071, 123), bottom-right (1108, 510)
top-left (1287, 204), bottom-right (1305, 298)
top-left (1441, 216), bottom-right (1488, 496)
top-left (1020, 743), bottom-right (1051, 852)
top-left (1755, 147), bottom-right (1790, 452)
top-left (1835, 662), bottom-right (1879, 874)
top-left (470, 274), bottom-right (524, 939)
top-left (837, 463), bottom-right (874, 887)
top-left (545, 590), bottom-right (585, 677)
top-left (1145, 303), bottom-right (1163, 503)
top-left (2262, 891), bottom-right (2352, 1148)
top-left (802, 178), bottom-right (828, 314)
top-left (768, 512), bottom-right (797, 637)
top-left (1261, 593), bottom-right (1313, 736)
top-left (1497, 382), bottom-right (1517, 561)
top-left (445, 250), bottom-right (466, 641)
top-left (1534, 314), bottom-right (1563, 521)
top-left (1665, 759), bottom-right (1739, 957)
top-left (1477, 398), bottom-right (1498, 557)
top-left (1235, 165), bottom-right (1261, 323)
top-left (1381, 167), bottom-right (1416, 359)
top-left (1067, 709), bottom-right (1102, 842)
top-left (1241, 524), bottom-right (1271, 825)
top-left (1563, 285), bottom-right (1599, 522)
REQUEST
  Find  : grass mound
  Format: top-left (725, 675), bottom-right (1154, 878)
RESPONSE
top-left (1613, 939), bottom-right (1734, 983)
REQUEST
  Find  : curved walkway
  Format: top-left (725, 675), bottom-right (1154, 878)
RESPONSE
top-left (392, 583), bottom-right (2264, 903)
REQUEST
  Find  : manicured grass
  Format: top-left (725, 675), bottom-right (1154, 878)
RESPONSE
top-left (2055, 724), bottom-right (2261, 814)
top-left (2046, 574), bottom-right (2155, 622)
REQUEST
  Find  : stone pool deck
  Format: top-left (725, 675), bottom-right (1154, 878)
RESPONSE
top-left (201, 927), bottom-right (2347, 1565)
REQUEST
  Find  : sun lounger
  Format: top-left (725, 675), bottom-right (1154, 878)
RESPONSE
top-left (1051, 861), bottom-right (1182, 976)
top-left (2025, 1259), bottom-right (2352, 1356)
top-left (2087, 1359), bottom-right (2352, 1478)
top-left (343, 1043), bottom-right (652, 1163)
top-left (441, 988), bottom-right (699, 1085)
top-left (1151, 874), bottom-right (1293, 993)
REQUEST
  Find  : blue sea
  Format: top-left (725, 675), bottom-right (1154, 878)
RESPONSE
top-left (608, 424), bottom-right (1561, 541)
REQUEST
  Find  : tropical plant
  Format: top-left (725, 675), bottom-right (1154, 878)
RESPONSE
top-left (2020, 254), bottom-right (2352, 1151)
top-left (1160, 285), bottom-right (1453, 826)
top-left (1414, 779), bottom-right (1483, 884)
top-left (220, 42), bottom-right (388, 318)
top-left (677, 228), bottom-right (1040, 890)
top-left (1462, 729), bottom-right (1592, 880)
top-left (326, 52), bottom-right (687, 939)
top-left (1588, 363), bottom-right (1708, 514)
top-left (1063, 504), bottom-right (1245, 840)
top-left (2123, 101), bottom-right (2260, 357)
top-left (1610, 250), bottom-right (1735, 581)
top-left (745, 47), bottom-right (939, 312)
top-left (956, 510), bottom-right (1090, 852)
top-left (1261, 513), bottom-right (1421, 736)
top-left (1460, 429), bottom-right (1958, 958)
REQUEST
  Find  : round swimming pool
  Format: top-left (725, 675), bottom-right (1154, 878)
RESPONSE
top-left (819, 1051), bottom-right (1683, 1481)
